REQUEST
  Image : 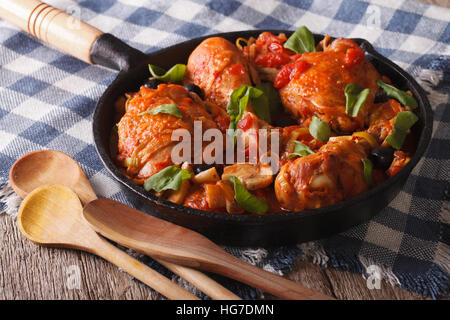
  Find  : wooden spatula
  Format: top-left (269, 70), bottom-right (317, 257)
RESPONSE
top-left (83, 198), bottom-right (334, 300)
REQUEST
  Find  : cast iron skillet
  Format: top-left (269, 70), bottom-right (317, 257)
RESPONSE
top-left (0, 2), bottom-right (432, 246)
top-left (90, 30), bottom-right (433, 247)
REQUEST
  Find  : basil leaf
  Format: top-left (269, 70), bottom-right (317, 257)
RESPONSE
top-left (377, 80), bottom-right (418, 109)
top-left (284, 26), bottom-right (316, 54)
top-left (226, 85), bottom-right (248, 131)
top-left (385, 111), bottom-right (418, 150)
top-left (139, 104), bottom-right (183, 118)
top-left (226, 85), bottom-right (271, 131)
top-left (227, 176), bottom-right (269, 214)
top-left (345, 83), bottom-right (370, 117)
top-left (309, 116), bottom-right (331, 143)
top-left (251, 92), bottom-right (271, 123)
top-left (256, 82), bottom-right (282, 118)
top-left (288, 140), bottom-right (315, 158)
top-left (144, 166), bottom-right (191, 192)
top-left (148, 64), bottom-right (186, 82)
top-left (361, 158), bottom-right (373, 186)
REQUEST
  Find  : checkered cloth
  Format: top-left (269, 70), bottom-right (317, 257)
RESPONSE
top-left (0, 0), bottom-right (449, 299)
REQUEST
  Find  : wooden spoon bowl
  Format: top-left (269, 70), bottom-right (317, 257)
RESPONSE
top-left (17, 184), bottom-right (199, 300)
top-left (10, 150), bottom-right (96, 204)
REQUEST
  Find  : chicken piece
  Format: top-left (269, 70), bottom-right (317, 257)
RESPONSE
top-left (275, 138), bottom-right (370, 211)
top-left (367, 99), bottom-right (404, 144)
top-left (116, 84), bottom-right (219, 183)
top-left (185, 37), bottom-right (253, 109)
top-left (278, 38), bottom-right (380, 134)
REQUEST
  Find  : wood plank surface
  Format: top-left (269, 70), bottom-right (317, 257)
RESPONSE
top-left (1, 0), bottom-right (448, 301)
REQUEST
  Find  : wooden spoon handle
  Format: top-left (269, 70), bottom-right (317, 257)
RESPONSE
top-left (204, 252), bottom-right (334, 300)
top-left (92, 237), bottom-right (199, 300)
top-left (159, 260), bottom-right (241, 300)
top-left (0, 0), bottom-right (103, 63)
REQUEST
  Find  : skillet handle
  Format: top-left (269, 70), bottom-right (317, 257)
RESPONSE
top-left (0, 0), bottom-right (102, 64)
top-left (0, 0), bottom-right (147, 70)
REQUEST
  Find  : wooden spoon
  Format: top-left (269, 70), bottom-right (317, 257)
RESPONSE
top-left (9, 149), bottom-right (240, 300)
top-left (17, 185), bottom-right (198, 300)
top-left (84, 199), bottom-right (334, 300)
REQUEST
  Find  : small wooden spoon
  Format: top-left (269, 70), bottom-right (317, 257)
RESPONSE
top-left (84, 199), bottom-right (334, 300)
top-left (9, 150), bottom-right (240, 300)
top-left (17, 185), bottom-right (198, 300)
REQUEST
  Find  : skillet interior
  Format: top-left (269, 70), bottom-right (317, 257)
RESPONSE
top-left (93, 30), bottom-right (433, 247)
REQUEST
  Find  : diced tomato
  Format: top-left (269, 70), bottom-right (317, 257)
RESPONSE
top-left (253, 32), bottom-right (293, 68)
top-left (228, 63), bottom-right (246, 76)
top-left (268, 42), bottom-right (284, 54)
top-left (274, 63), bottom-right (294, 88)
top-left (344, 47), bottom-right (365, 67)
top-left (255, 32), bottom-right (285, 46)
top-left (274, 59), bottom-right (310, 88)
top-left (237, 113), bottom-right (253, 131)
top-left (255, 52), bottom-right (291, 68)
top-left (292, 59), bottom-right (310, 77)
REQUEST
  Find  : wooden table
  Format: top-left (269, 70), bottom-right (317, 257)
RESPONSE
top-left (1, 0), bottom-right (448, 300)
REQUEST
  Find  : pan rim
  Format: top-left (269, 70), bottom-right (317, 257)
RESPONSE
top-left (92, 29), bottom-right (433, 225)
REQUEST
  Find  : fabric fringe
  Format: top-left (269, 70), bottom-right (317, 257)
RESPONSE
top-left (298, 241), bottom-right (329, 267)
top-left (0, 181), bottom-right (21, 217)
top-left (358, 256), bottom-right (401, 287)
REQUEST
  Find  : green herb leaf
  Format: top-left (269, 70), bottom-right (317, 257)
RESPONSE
top-left (288, 140), bottom-right (315, 158)
top-left (284, 26), bottom-right (316, 54)
top-left (251, 93), bottom-right (271, 123)
top-left (344, 83), bottom-right (370, 117)
top-left (148, 64), bottom-right (186, 82)
top-left (385, 111), bottom-right (418, 150)
top-left (226, 85), bottom-right (271, 131)
top-left (139, 104), bottom-right (183, 118)
top-left (226, 85), bottom-right (248, 131)
top-left (144, 166), bottom-right (191, 193)
top-left (227, 176), bottom-right (269, 214)
top-left (361, 158), bottom-right (373, 186)
top-left (255, 82), bottom-right (283, 118)
top-left (377, 79), bottom-right (418, 109)
top-left (309, 116), bottom-right (331, 143)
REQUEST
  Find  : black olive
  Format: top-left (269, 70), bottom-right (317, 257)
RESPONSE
top-left (144, 77), bottom-right (163, 89)
top-left (184, 83), bottom-right (204, 100)
top-left (272, 113), bottom-right (298, 127)
top-left (374, 89), bottom-right (389, 104)
top-left (193, 164), bottom-right (224, 176)
top-left (369, 146), bottom-right (395, 170)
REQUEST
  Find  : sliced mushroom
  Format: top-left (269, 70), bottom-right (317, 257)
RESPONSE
top-left (193, 167), bottom-right (220, 184)
top-left (222, 163), bottom-right (273, 190)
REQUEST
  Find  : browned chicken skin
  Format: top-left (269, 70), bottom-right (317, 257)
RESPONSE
top-left (279, 38), bottom-right (380, 134)
top-left (116, 84), bottom-right (219, 183)
top-left (185, 37), bottom-right (253, 109)
top-left (275, 138), bottom-right (370, 211)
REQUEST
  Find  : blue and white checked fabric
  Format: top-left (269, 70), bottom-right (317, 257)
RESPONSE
top-left (0, 0), bottom-right (449, 299)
